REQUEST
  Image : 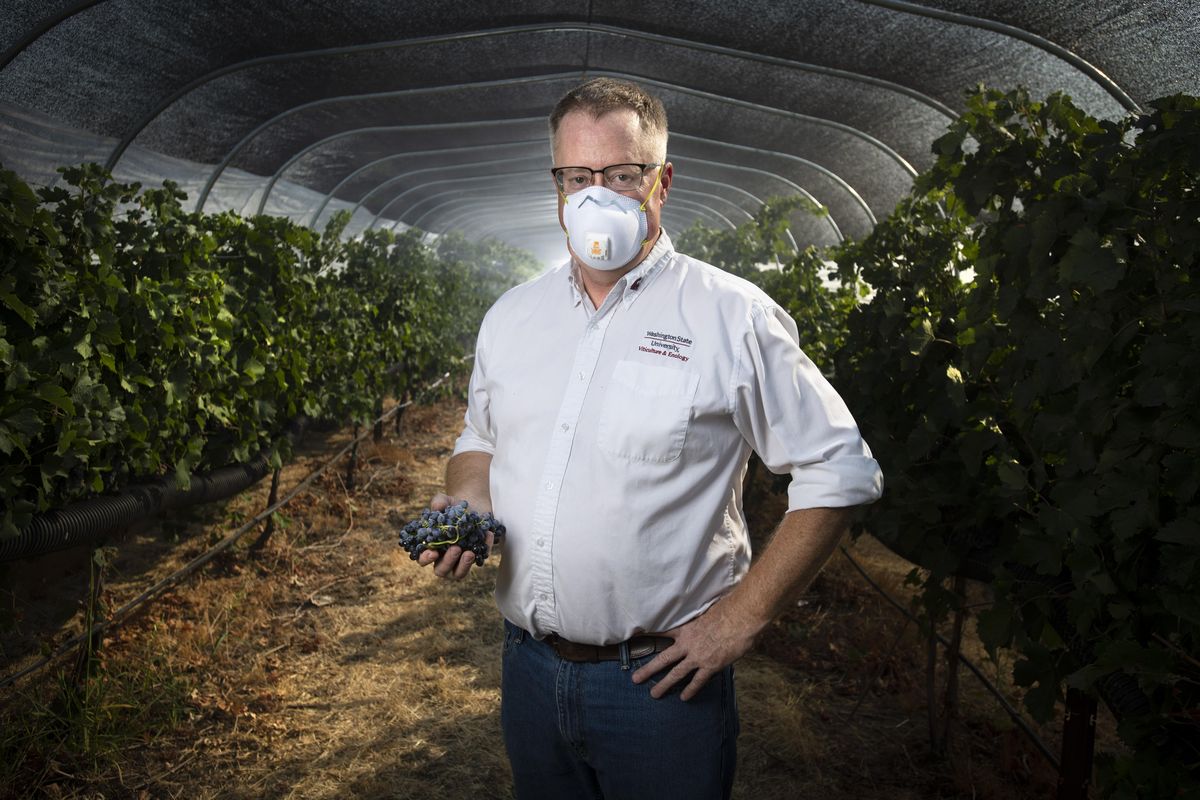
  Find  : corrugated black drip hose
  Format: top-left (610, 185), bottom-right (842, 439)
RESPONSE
top-left (0, 418), bottom-right (306, 564)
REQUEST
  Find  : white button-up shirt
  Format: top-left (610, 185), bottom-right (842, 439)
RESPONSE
top-left (454, 233), bottom-right (883, 644)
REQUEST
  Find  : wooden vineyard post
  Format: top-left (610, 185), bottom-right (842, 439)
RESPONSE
top-left (395, 397), bottom-right (406, 435)
top-left (373, 397), bottom-right (384, 443)
top-left (1057, 688), bottom-right (1098, 800)
top-left (939, 576), bottom-right (967, 751)
top-left (925, 576), bottom-right (966, 757)
top-left (346, 423), bottom-right (360, 491)
top-left (927, 626), bottom-right (941, 754)
top-left (251, 467), bottom-right (282, 553)
top-left (72, 547), bottom-right (109, 687)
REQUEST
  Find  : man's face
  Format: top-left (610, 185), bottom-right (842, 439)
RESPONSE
top-left (553, 108), bottom-right (672, 272)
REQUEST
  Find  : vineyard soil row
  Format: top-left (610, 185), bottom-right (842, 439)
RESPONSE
top-left (1, 400), bottom-right (1110, 799)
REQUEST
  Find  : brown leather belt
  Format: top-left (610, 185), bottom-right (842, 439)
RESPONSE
top-left (544, 633), bottom-right (673, 662)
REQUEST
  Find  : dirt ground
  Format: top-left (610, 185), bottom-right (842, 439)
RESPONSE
top-left (0, 398), bottom-right (1098, 799)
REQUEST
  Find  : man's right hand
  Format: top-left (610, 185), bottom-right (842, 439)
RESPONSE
top-left (417, 492), bottom-right (494, 580)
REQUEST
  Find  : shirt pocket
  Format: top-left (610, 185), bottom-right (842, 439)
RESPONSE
top-left (597, 360), bottom-right (700, 463)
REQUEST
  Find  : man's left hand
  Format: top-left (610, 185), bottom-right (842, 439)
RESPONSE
top-left (630, 599), bottom-right (756, 701)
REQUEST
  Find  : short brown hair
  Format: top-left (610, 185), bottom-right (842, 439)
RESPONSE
top-left (549, 78), bottom-right (668, 156)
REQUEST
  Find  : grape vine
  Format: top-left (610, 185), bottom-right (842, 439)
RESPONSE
top-left (853, 89), bottom-right (1198, 799)
top-left (0, 163), bottom-right (540, 540)
top-left (680, 88), bottom-right (1200, 798)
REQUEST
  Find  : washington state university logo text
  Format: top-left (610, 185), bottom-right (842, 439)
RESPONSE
top-left (638, 330), bottom-right (692, 363)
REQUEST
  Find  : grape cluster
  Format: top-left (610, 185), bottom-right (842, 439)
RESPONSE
top-left (395, 500), bottom-right (506, 566)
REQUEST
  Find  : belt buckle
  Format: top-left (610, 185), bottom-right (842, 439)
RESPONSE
top-left (627, 637), bottom-right (660, 659)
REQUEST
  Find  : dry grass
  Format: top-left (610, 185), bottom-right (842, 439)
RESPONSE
top-left (0, 399), bottom-right (1107, 799)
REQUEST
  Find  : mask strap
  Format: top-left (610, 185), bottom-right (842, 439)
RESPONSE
top-left (638, 163), bottom-right (664, 212)
top-left (636, 163), bottom-right (665, 246)
top-left (558, 184), bottom-right (569, 239)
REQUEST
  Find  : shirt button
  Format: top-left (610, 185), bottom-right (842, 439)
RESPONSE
top-left (537, 538), bottom-right (545, 547)
top-left (578, 372), bottom-right (584, 381)
top-left (560, 423), bottom-right (569, 432)
top-left (545, 480), bottom-right (553, 489)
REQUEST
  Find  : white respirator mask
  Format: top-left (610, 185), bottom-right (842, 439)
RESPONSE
top-left (561, 169), bottom-right (663, 271)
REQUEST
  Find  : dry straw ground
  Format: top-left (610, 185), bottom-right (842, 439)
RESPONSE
top-left (1, 399), bottom-right (1096, 799)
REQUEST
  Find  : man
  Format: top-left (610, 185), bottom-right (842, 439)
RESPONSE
top-left (418, 78), bottom-right (883, 799)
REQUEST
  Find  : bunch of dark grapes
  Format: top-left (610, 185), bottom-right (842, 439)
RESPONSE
top-left (395, 500), bottom-right (506, 566)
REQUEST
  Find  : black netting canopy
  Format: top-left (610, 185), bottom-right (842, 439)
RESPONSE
top-left (2, 0), bottom-right (1197, 265)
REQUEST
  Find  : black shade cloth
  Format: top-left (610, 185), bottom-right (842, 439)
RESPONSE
top-left (1, 0), bottom-right (1195, 264)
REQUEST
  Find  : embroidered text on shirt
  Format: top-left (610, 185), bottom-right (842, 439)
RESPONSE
top-left (639, 330), bottom-right (692, 362)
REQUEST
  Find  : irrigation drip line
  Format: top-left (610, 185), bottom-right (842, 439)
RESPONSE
top-left (0, 418), bottom-right (310, 564)
top-left (0, 367), bottom-right (462, 693)
top-left (4, 363), bottom-right (1057, 773)
top-left (836, 544), bottom-right (1061, 771)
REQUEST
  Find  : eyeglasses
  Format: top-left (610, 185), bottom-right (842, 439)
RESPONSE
top-left (551, 162), bottom-right (661, 195)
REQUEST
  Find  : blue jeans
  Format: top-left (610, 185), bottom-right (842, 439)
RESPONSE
top-left (500, 620), bottom-right (739, 800)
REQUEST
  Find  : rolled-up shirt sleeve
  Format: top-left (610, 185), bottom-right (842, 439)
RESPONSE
top-left (730, 302), bottom-right (883, 510)
top-left (452, 314), bottom-right (497, 456)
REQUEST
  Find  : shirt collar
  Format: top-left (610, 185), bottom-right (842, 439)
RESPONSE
top-left (566, 230), bottom-right (675, 311)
